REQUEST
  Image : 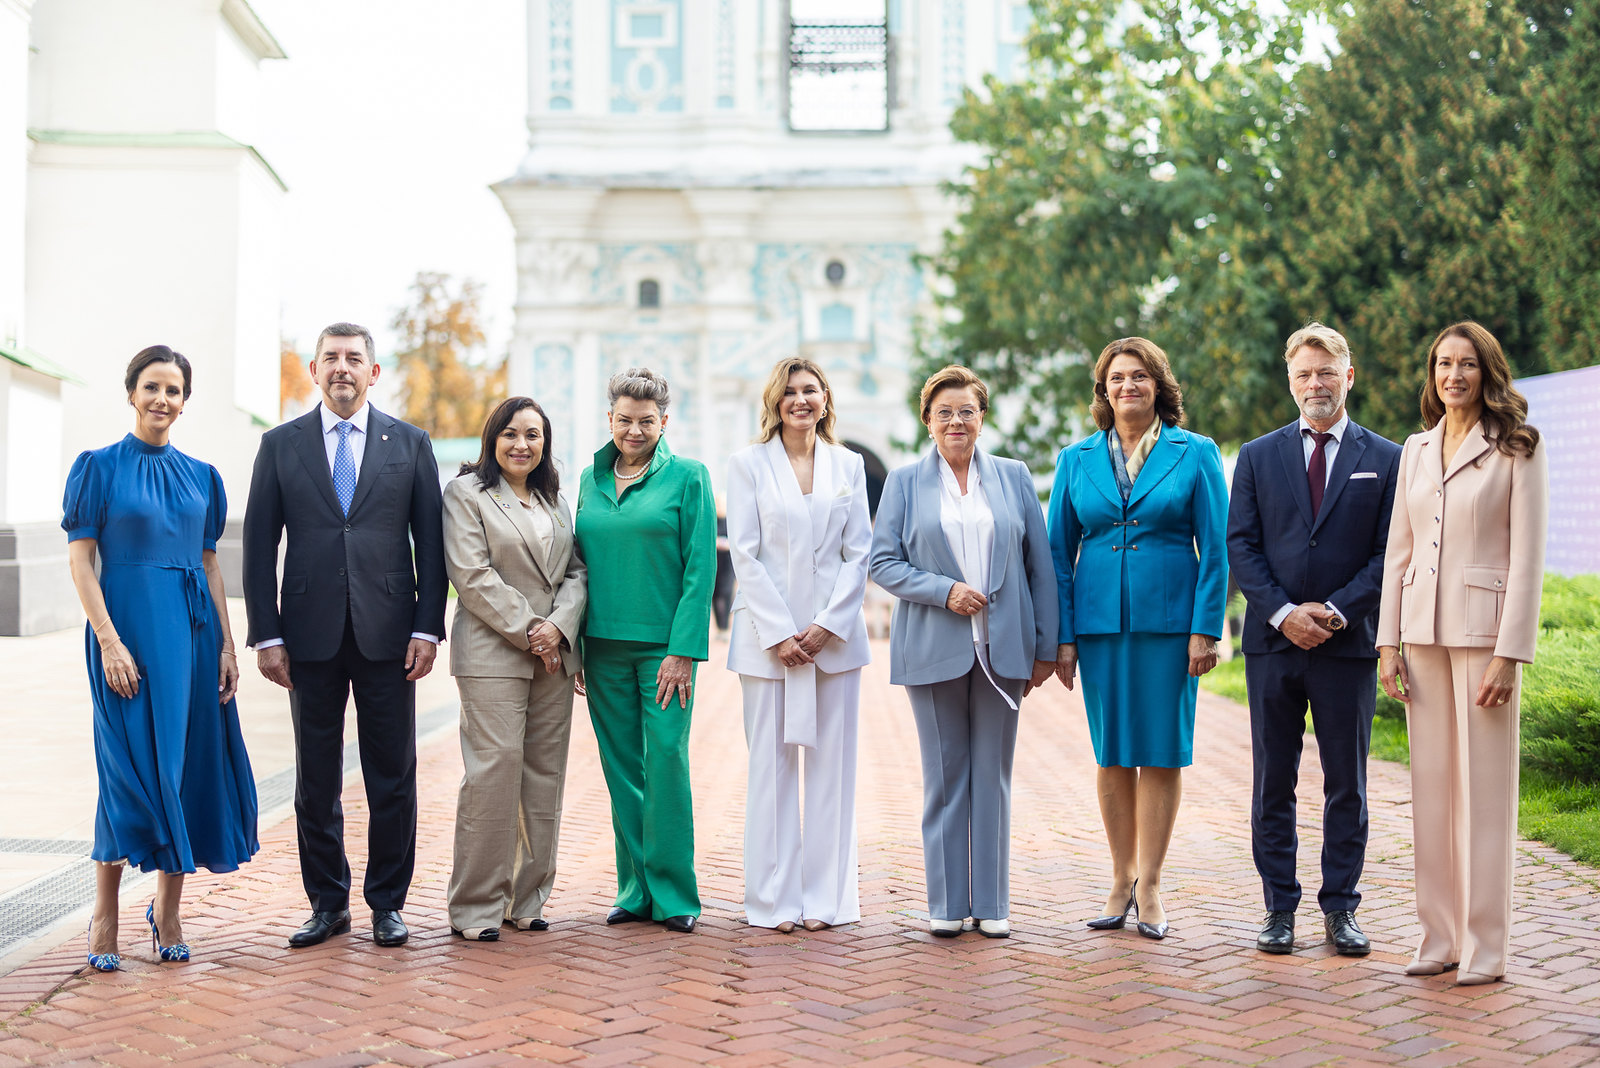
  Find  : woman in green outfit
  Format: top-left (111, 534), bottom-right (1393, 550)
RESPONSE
top-left (575, 367), bottom-right (716, 933)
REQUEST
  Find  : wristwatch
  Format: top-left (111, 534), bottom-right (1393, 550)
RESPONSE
top-left (1323, 602), bottom-right (1345, 631)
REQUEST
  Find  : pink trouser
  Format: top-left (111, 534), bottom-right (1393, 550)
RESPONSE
top-left (1404, 644), bottom-right (1520, 978)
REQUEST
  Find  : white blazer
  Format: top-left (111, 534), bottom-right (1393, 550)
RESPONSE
top-left (726, 437), bottom-right (872, 745)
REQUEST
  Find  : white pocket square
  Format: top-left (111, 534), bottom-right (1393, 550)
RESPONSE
top-left (1348, 471), bottom-right (1379, 480)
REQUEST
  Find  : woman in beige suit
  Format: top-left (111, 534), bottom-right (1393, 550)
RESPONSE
top-left (443, 397), bottom-right (587, 940)
top-left (1377, 321), bottom-right (1547, 985)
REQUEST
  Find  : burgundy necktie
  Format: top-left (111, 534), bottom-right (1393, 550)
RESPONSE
top-left (1307, 431), bottom-right (1334, 518)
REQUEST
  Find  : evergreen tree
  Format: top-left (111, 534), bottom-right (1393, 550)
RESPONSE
top-left (1272, 0), bottom-right (1541, 441)
top-left (1519, 0), bottom-right (1599, 368)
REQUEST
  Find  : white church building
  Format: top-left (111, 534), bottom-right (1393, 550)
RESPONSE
top-left (0, 0), bottom-right (284, 634)
top-left (495, 0), bottom-right (1032, 503)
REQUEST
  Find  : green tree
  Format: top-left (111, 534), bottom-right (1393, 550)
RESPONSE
top-left (390, 272), bottom-right (506, 439)
top-left (1519, 0), bottom-right (1599, 368)
top-left (924, 0), bottom-right (1317, 466)
top-left (1270, 0), bottom-right (1547, 442)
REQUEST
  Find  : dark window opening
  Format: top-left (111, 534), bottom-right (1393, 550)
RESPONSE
top-left (825, 259), bottom-right (847, 284)
top-left (638, 279), bottom-right (661, 308)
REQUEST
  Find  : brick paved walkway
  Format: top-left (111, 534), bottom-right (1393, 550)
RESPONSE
top-left (2, 638), bottom-right (1598, 1066)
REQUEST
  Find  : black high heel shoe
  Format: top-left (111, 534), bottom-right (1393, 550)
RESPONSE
top-left (1086, 880), bottom-right (1138, 930)
top-left (1134, 887), bottom-right (1168, 939)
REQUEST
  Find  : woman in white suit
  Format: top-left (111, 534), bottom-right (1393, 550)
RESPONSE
top-left (727, 357), bottom-right (872, 933)
top-left (443, 397), bottom-right (587, 941)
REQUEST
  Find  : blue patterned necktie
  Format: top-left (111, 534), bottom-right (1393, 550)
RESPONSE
top-left (333, 420), bottom-right (357, 516)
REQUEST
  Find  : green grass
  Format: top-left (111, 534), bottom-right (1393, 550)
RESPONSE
top-left (1519, 770), bottom-right (1600, 866)
top-left (1203, 573), bottom-right (1600, 865)
top-left (1370, 716), bottom-right (1411, 766)
top-left (1205, 656), bottom-right (1249, 705)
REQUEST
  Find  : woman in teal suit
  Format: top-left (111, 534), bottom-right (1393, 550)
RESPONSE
top-left (1047, 337), bottom-right (1227, 939)
top-left (574, 367), bottom-right (716, 934)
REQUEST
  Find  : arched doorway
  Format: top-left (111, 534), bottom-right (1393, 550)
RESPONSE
top-left (842, 440), bottom-right (888, 518)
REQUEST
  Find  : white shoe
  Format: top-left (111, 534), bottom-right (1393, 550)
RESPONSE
top-left (929, 918), bottom-right (963, 937)
top-left (978, 918), bottom-right (1010, 938)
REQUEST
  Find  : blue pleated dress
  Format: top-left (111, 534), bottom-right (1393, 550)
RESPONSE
top-left (62, 434), bottom-right (259, 874)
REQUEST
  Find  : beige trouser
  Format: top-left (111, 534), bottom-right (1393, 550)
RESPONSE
top-left (447, 673), bottom-right (575, 935)
top-left (1404, 644), bottom-right (1520, 978)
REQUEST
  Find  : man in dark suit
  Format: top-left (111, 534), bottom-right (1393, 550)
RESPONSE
top-left (1226, 322), bottom-right (1401, 957)
top-left (243, 322), bottom-right (446, 948)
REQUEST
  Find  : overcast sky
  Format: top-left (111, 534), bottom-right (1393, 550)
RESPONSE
top-left (250, 0), bottom-right (527, 365)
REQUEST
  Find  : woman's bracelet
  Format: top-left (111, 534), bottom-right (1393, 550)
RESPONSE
top-left (220, 649), bottom-right (237, 659)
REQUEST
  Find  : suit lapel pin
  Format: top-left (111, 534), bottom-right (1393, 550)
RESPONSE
top-left (382, 434), bottom-right (389, 441)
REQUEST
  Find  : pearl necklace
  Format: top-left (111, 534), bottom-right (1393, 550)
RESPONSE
top-left (613, 456), bottom-right (647, 482)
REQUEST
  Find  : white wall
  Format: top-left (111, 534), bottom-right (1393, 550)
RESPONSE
top-left (27, 143), bottom-right (272, 496)
top-left (28, 0), bottom-right (221, 133)
top-left (0, 0), bottom-right (30, 349)
top-left (3, 368), bottom-right (64, 524)
top-left (24, 0), bottom-right (285, 503)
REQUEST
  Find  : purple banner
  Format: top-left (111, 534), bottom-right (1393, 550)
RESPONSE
top-left (1519, 365), bottom-right (1600, 576)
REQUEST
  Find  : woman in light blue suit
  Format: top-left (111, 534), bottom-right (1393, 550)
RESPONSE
top-left (870, 365), bottom-right (1058, 939)
top-left (1048, 337), bottom-right (1228, 939)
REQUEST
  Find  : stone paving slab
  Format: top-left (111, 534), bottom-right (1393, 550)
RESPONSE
top-left (2, 638), bottom-right (1598, 1065)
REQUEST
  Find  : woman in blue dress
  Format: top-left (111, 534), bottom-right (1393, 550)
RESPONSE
top-left (64, 346), bottom-right (259, 971)
top-left (1047, 337), bottom-right (1227, 940)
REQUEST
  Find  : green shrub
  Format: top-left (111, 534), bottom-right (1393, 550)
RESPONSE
top-left (1537, 573), bottom-right (1600, 633)
top-left (1520, 628), bottom-right (1600, 782)
top-left (1375, 690), bottom-right (1406, 721)
top-left (1204, 656), bottom-right (1249, 705)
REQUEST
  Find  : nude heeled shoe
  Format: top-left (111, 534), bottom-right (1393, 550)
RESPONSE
top-left (1456, 971), bottom-right (1503, 986)
top-left (1403, 959), bottom-right (1458, 976)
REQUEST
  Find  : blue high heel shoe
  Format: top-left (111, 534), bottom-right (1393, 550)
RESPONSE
top-left (147, 902), bottom-right (190, 962)
top-left (86, 920), bottom-right (121, 972)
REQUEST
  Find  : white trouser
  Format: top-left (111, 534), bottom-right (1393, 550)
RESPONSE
top-left (741, 669), bottom-right (862, 927)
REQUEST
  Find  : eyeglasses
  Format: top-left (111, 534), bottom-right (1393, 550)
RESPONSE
top-left (933, 407), bottom-right (981, 424)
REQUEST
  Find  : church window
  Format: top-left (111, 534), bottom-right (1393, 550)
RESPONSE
top-left (825, 260), bottom-right (847, 285)
top-left (638, 279), bottom-right (661, 308)
top-left (819, 303), bottom-right (855, 341)
top-left (787, 1), bottom-right (890, 132)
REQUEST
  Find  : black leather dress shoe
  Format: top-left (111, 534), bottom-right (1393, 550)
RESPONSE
top-left (663, 915), bottom-right (697, 933)
top-left (452, 926), bottom-right (499, 941)
top-left (515, 918), bottom-right (550, 932)
top-left (288, 910), bottom-right (351, 948)
top-left (372, 909), bottom-right (409, 947)
top-left (1324, 910), bottom-right (1370, 956)
top-left (1257, 910), bottom-right (1295, 954)
top-left (606, 907), bottom-right (646, 925)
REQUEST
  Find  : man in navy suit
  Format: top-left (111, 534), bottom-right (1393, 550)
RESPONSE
top-left (243, 322), bottom-right (446, 949)
top-left (1226, 322), bottom-right (1401, 956)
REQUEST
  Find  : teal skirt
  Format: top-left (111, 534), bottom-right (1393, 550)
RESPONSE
top-left (1078, 632), bottom-right (1196, 768)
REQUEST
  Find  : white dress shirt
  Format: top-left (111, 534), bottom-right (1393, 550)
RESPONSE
top-left (320, 400), bottom-right (370, 471)
top-left (1268, 411), bottom-right (1350, 631)
top-left (936, 451), bottom-right (1015, 709)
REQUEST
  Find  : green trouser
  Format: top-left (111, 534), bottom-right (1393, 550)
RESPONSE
top-left (584, 637), bottom-right (701, 919)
